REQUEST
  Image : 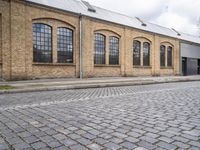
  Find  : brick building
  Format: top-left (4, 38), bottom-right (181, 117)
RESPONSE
top-left (0, 0), bottom-right (200, 80)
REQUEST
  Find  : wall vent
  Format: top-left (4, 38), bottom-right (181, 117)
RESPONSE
top-left (172, 28), bottom-right (181, 36)
top-left (82, 1), bottom-right (96, 13)
top-left (136, 17), bottom-right (147, 27)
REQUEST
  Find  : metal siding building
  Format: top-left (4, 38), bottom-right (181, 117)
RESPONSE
top-left (181, 43), bottom-right (200, 75)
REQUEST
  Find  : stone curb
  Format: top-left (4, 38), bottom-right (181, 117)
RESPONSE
top-left (0, 79), bottom-right (199, 95)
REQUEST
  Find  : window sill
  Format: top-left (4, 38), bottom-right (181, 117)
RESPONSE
top-left (94, 64), bottom-right (121, 67)
top-left (33, 63), bottom-right (76, 66)
top-left (133, 66), bottom-right (152, 69)
top-left (160, 66), bottom-right (173, 69)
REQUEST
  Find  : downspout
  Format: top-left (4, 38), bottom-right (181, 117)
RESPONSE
top-left (79, 14), bottom-right (83, 79)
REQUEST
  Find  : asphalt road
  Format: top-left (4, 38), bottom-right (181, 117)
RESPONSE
top-left (0, 81), bottom-right (200, 150)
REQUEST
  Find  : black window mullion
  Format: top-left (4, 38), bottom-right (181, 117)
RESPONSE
top-left (32, 23), bottom-right (52, 63)
top-left (57, 27), bottom-right (73, 63)
top-left (94, 33), bottom-right (105, 64)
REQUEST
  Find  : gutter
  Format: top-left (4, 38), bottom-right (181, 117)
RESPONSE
top-left (79, 14), bottom-right (83, 79)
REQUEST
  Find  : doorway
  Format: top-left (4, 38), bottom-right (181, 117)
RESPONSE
top-left (182, 57), bottom-right (187, 76)
top-left (198, 59), bottom-right (200, 75)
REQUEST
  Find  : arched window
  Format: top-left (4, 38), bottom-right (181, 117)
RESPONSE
top-left (94, 33), bottom-right (106, 64)
top-left (109, 36), bottom-right (119, 65)
top-left (160, 45), bottom-right (165, 67)
top-left (167, 46), bottom-right (172, 67)
top-left (143, 42), bottom-right (150, 66)
top-left (133, 40), bottom-right (141, 66)
top-left (32, 23), bottom-right (52, 63)
top-left (57, 27), bottom-right (73, 63)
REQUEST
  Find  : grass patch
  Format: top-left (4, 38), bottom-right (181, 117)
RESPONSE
top-left (0, 85), bottom-right (16, 90)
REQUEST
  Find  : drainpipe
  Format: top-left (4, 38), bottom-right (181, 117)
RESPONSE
top-left (79, 14), bottom-right (83, 79)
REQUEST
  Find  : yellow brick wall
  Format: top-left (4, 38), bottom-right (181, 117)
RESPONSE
top-left (0, 0), bottom-right (181, 80)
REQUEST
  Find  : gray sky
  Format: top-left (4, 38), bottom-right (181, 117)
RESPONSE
top-left (86, 0), bottom-right (200, 36)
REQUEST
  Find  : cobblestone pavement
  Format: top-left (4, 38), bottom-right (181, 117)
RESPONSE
top-left (0, 82), bottom-right (200, 150)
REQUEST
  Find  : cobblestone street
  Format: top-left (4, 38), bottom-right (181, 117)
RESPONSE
top-left (0, 81), bottom-right (200, 150)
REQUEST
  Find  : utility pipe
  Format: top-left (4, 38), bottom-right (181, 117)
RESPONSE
top-left (79, 14), bottom-right (83, 79)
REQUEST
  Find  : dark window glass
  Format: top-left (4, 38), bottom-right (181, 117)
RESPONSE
top-left (143, 42), bottom-right (150, 66)
top-left (133, 40), bottom-right (141, 65)
top-left (109, 36), bottom-right (119, 65)
top-left (57, 27), bottom-right (73, 63)
top-left (160, 45), bottom-right (165, 67)
top-left (167, 46), bottom-right (172, 67)
top-left (32, 23), bottom-right (52, 63)
top-left (94, 33), bottom-right (105, 64)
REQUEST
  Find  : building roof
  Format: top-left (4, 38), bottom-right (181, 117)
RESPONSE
top-left (26, 0), bottom-right (200, 44)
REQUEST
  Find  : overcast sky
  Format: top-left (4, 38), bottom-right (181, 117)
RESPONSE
top-left (86, 0), bottom-right (200, 36)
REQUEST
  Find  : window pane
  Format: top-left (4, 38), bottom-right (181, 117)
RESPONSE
top-left (109, 36), bottom-right (119, 65)
top-left (133, 40), bottom-right (141, 66)
top-left (167, 46), bottom-right (172, 67)
top-left (143, 42), bottom-right (150, 66)
top-left (160, 45), bottom-right (165, 67)
top-left (32, 23), bottom-right (52, 63)
top-left (57, 27), bottom-right (73, 63)
top-left (94, 33), bottom-right (105, 64)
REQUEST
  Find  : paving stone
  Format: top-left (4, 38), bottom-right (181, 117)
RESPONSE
top-left (94, 138), bottom-right (108, 145)
top-left (120, 141), bottom-right (137, 149)
top-left (134, 147), bottom-right (148, 150)
top-left (0, 143), bottom-right (9, 150)
top-left (70, 144), bottom-right (89, 150)
top-left (54, 146), bottom-right (70, 150)
top-left (47, 141), bottom-right (62, 148)
top-left (24, 136), bottom-right (39, 144)
top-left (156, 141), bottom-right (177, 150)
top-left (172, 141), bottom-right (190, 149)
top-left (13, 142), bottom-right (30, 150)
top-left (76, 138), bottom-right (92, 145)
top-left (53, 134), bottom-right (66, 140)
top-left (61, 138), bottom-right (77, 146)
top-left (189, 147), bottom-right (200, 150)
top-left (104, 142), bottom-right (122, 150)
top-left (125, 136), bottom-right (140, 143)
top-left (172, 136), bottom-right (189, 143)
top-left (140, 136), bottom-right (158, 144)
top-left (112, 132), bottom-right (128, 138)
top-left (189, 141), bottom-right (200, 147)
top-left (87, 143), bottom-right (103, 150)
top-left (31, 141), bottom-right (47, 149)
top-left (137, 141), bottom-right (157, 150)
top-left (127, 131), bottom-right (141, 138)
top-left (109, 137), bottom-right (123, 144)
top-left (159, 136), bottom-right (174, 143)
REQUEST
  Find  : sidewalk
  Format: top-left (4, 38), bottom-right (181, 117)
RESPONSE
top-left (0, 75), bottom-right (200, 94)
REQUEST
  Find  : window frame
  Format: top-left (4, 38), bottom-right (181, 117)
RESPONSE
top-left (133, 40), bottom-right (141, 66)
top-left (94, 33), bottom-right (106, 65)
top-left (143, 42), bottom-right (150, 66)
top-left (109, 36), bottom-right (119, 65)
top-left (160, 45), bottom-right (166, 67)
top-left (57, 27), bottom-right (74, 63)
top-left (167, 46), bottom-right (173, 67)
top-left (32, 23), bottom-right (52, 63)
